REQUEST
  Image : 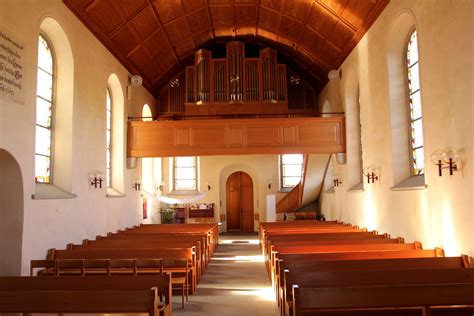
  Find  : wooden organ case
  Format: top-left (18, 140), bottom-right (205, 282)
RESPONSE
top-left (183, 41), bottom-right (288, 116)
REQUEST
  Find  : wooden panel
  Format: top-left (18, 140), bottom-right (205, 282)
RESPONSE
top-left (174, 128), bottom-right (191, 146)
top-left (246, 125), bottom-right (280, 146)
top-left (282, 125), bottom-right (298, 144)
top-left (134, 125), bottom-right (173, 148)
top-left (127, 117), bottom-right (345, 157)
top-left (228, 127), bottom-right (245, 146)
top-left (298, 122), bottom-right (342, 146)
top-left (193, 127), bottom-right (227, 146)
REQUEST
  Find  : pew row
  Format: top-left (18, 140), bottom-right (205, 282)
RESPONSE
top-left (46, 248), bottom-right (197, 294)
top-left (284, 268), bottom-right (474, 316)
top-left (269, 242), bottom-right (425, 287)
top-left (0, 275), bottom-right (171, 316)
top-left (292, 283), bottom-right (474, 316)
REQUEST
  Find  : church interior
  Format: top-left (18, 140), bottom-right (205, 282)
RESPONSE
top-left (0, 0), bottom-right (473, 315)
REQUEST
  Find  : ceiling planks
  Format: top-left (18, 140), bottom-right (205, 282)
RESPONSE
top-left (63, 0), bottom-right (389, 97)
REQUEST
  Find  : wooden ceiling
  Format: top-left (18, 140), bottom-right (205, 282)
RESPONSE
top-left (63, 0), bottom-right (389, 97)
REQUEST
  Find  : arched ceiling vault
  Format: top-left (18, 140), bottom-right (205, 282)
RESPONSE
top-left (63, 0), bottom-right (389, 97)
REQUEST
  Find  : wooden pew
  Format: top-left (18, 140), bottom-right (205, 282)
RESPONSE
top-left (292, 282), bottom-right (474, 316)
top-left (115, 225), bottom-right (216, 259)
top-left (0, 275), bottom-right (171, 316)
top-left (284, 268), bottom-right (474, 316)
top-left (129, 223), bottom-right (218, 253)
top-left (47, 247), bottom-right (197, 294)
top-left (259, 221), bottom-right (359, 248)
top-left (262, 231), bottom-right (389, 256)
top-left (106, 231), bottom-right (214, 260)
top-left (274, 249), bottom-right (445, 305)
top-left (68, 240), bottom-right (204, 279)
top-left (270, 242), bottom-right (424, 283)
top-left (277, 255), bottom-right (474, 308)
top-left (265, 238), bottom-right (403, 266)
top-left (93, 234), bottom-right (209, 263)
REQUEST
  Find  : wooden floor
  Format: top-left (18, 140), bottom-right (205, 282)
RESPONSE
top-left (173, 232), bottom-right (279, 316)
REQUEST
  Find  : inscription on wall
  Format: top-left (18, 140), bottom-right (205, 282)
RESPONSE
top-left (0, 30), bottom-right (24, 105)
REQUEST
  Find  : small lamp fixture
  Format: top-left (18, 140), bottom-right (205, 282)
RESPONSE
top-left (88, 172), bottom-right (104, 189)
top-left (170, 77), bottom-right (180, 88)
top-left (132, 179), bottom-right (141, 191)
top-left (430, 147), bottom-right (465, 176)
top-left (206, 182), bottom-right (211, 191)
top-left (333, 177), bottom-right (342, 187)
top-left (157, 181), bottom-right (165, 192)
top-left (267, 180), bottom-right (273, 190)
top-left (290, 75), bottom-right (300, 86)
top-left (363, 166), bottom-right (379, 184)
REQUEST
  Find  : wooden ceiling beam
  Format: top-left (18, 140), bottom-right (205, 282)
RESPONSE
top-left (108, 2), bottom-right (149, 38)
top-left (63, 0), bottom-right (390, 95)
top-left (148, 0), bottom-right (182, 70)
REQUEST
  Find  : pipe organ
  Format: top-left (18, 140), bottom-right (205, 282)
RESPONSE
top-left (182, 41), bottom-right (289, 116)
top-left (186, 41), bottom-right (286, 105)
top-left (160, 41), bottom-right (317, 116)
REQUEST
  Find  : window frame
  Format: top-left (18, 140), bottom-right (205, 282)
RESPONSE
top-left (280, 154), bottom-right (304, 191)
top-left (173, 156), bottom-right (197, 192)
top-left (35, 32), bottom-right (56, 184)
top-left (405, 28), bottom-right (424, 176)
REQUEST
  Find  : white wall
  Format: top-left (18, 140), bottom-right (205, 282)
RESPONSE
top-left (0, 1), bottom-right (155, 275)
top-left (161, 155), bottom-right (282, 231)
top-left (319, 0), bottom-right (473, 256)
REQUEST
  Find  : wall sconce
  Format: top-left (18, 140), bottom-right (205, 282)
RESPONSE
top-left (132, 180), bottom-right (141, 191)
top-left (88, 172), bottom-right (104, 189)
top-left (157, 181), bottom-right (165, 192)
top-left (267, 180), bottom-right (273, 190)
top-left (333, 177), bottom-right (342, 187)
top-left (363, 166), bottom-right (379, 184)
top-left (206, 182), bottom-right (211, 191)
top-left (430, 147), bottom-right (465, 176)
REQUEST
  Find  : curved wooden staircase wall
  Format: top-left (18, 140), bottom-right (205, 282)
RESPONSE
top-left (276, 155), bottom-right (308, 214)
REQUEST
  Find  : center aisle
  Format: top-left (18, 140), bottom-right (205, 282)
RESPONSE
top-left (174, 232), bottom-right (279, 316)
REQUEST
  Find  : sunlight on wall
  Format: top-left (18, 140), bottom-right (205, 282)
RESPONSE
top-left (153, 157), bottom-right (162, 189)
top-left (362, 189), bottom-right (377, 231)
top-left (418, 192), bottom-right (435, 249)
top-left (440, 201), bottom-right (460, 256)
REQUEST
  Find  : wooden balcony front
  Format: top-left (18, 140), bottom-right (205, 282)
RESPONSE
top-left (127, 116), bottom-right (345, 158)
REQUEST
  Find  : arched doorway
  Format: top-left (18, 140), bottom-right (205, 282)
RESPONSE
top-left (0, 149), bottom-right (23, 275)
top-left (226, 171), bottom-right (254, 232)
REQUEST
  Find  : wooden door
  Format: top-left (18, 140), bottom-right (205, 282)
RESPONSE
top-left (226, 172), bottom-right (254, 232)
top-left (240, 173), bottom-right (254, 232)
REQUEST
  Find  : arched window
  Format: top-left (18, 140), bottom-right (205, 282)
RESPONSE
top-left (141, 104), bottom-right (154, 193)
top-left (105, 88), bottom-right (112, 187)
top-left (406, 30), bottom-right (424, 176)
top-left (280, 154), bottom-right (304, 189)
top-left (35, 34), bottom-right (55, 183)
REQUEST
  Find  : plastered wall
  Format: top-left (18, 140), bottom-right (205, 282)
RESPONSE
top-left (0, 1), bottom-right (155, 275)
top-left (160, 155), bottom-right (284, 232)
top-left (319, 0), bottom-right (473, 256)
